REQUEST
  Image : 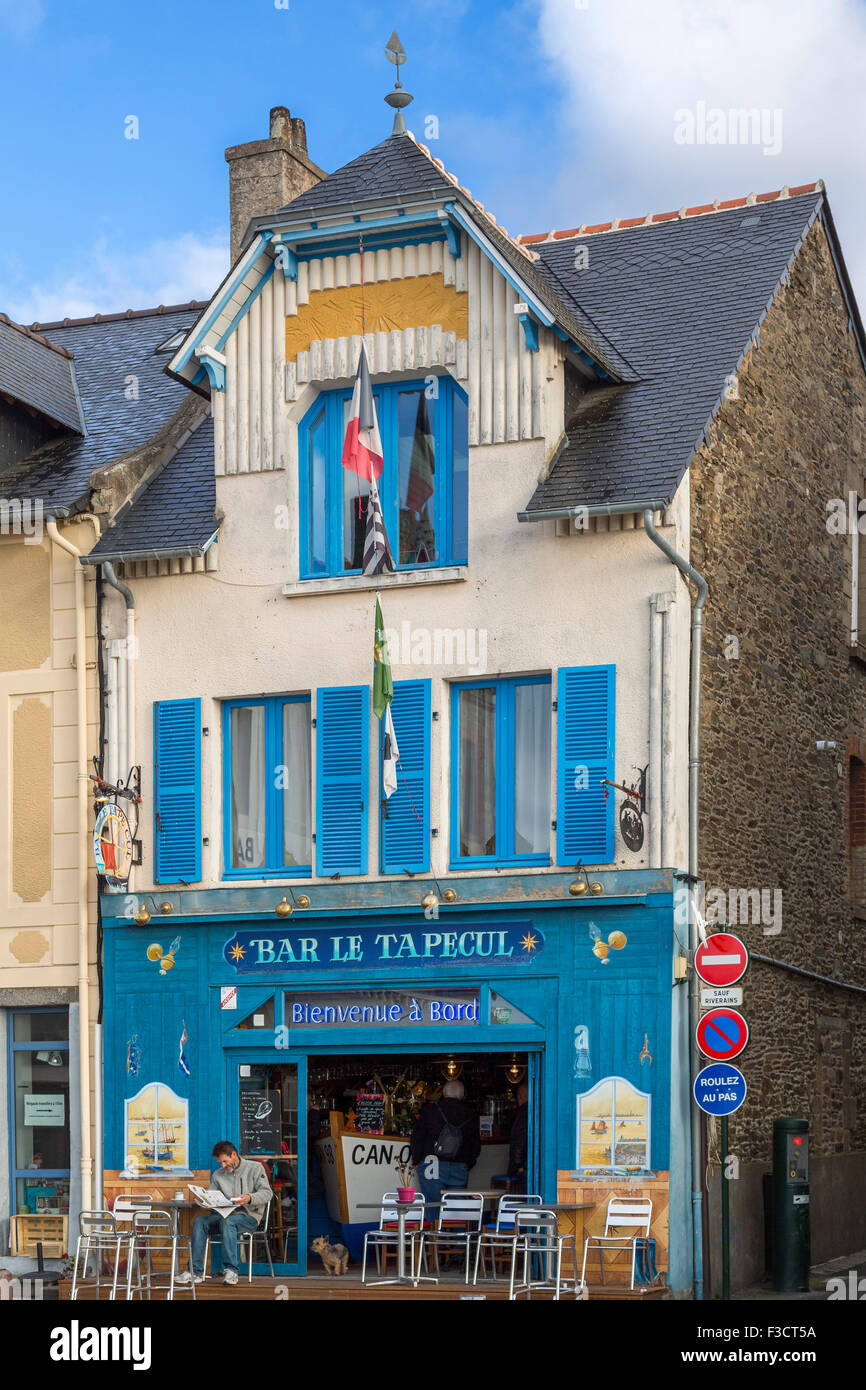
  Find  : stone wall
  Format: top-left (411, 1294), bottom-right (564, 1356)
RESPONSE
top-left (691, 218), bottom-right (866, 1275)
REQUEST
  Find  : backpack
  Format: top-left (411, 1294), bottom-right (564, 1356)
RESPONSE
top-left (432, 1103), bottom-right (470, 1160)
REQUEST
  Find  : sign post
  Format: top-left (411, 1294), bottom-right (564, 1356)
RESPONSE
top-left (694, 934), bottom-right (750, 1303)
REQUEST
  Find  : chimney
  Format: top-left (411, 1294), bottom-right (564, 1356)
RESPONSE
top-left (225, 106), bottom-right (326, 261)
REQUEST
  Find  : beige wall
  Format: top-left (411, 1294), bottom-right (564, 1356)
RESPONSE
top-left (0, 518), bottom-right (99, 990)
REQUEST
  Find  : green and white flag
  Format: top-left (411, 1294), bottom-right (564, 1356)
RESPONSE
top-left (373, 597), bottom-right (400, 798)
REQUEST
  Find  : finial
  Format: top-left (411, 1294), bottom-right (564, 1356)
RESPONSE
top-left (384, 30), bottom-right (413, 135)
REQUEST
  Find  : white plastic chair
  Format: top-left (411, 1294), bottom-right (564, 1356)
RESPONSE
top-left (361, 1192), bottom-right (427, 1283)
top-left (473, 1193), bottom-right (542, 1283)
top-left (581, 1196), bottom-right (653, 1290)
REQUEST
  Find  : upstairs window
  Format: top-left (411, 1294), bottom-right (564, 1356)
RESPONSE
top-left (223, 696), bottom-right (312, 877)
top-left (450, 676), bottom-right (552, 868)
top-left (299, 376), bottom-right (468, 579)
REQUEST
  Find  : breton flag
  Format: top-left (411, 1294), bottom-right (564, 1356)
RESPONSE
top-left (373, 597), bottom-right (400, 799)
top-left (362, 478), bottom-right (395, 575)
top-left (341, 342), bottom-right (384, 484)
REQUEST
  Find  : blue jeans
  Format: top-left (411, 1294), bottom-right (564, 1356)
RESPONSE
top-left (417, 1158), bottom-right (469, 1208)
top-left (191, 1209), bottom-right (258, 1274)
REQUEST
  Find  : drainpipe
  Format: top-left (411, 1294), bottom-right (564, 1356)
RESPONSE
top-left (643, 508), bottom-right (708, 1302)
top-left (101, 564), bottom-right (136, 886)
top-left (46, 519), bottom-right (95, 1214)
top-left (648, 597), bottom-right (663, 867)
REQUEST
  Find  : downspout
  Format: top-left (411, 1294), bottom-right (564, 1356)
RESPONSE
top-left (101, 563), bottom-right (136, 885)
top-left (46, 519), bottom-right (95, 1215)
top-left (643, 508), bottom-right (708, 1302)
top-left (98, 562), bottom-right (135, 1209)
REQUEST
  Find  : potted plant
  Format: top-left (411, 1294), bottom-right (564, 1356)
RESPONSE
top-left (395, 1157), bottom-right (417, 1203)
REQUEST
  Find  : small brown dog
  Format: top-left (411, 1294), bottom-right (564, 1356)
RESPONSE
top-left (310, 1235), bottom-right (350, 1275)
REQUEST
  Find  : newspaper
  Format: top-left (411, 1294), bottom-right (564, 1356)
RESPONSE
top-left (189, 1184), bottom-right (237, 1213)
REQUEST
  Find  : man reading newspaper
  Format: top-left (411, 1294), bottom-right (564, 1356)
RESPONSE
top-left (177, 1140), bottom-right (273, 1287)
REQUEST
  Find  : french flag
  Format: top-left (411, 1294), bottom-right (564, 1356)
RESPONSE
top-left (341, 343), bottom-right (384, 484)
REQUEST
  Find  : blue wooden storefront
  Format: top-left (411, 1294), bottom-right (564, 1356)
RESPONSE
top-left (103, 881), bottom-right (674, 1276)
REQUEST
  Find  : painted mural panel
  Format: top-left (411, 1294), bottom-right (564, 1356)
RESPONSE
top-left (123, 1081), bottom-right (190, 1174)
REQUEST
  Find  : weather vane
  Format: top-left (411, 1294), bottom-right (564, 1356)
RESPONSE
top-left (384, 30), bottom-right (413, 134)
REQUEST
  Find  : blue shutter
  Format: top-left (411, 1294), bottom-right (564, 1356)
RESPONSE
top-left (154, 699), bottom-right (201, 883)
top-left (556, 665), bottom-right (615, 864)
top-left (380, 679), bottom-right (430, 874)
top-left (316, 685), bottom-right (369, 875)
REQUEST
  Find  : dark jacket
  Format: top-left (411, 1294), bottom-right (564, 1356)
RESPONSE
top-left (410, 1098), bottom-right (481, 1168)
top-left (507, 1102), bottom-right (528, 1178)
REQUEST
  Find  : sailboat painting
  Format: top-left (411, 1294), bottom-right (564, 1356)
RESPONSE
top-left (124, 1082), bottom-right (189, 1171)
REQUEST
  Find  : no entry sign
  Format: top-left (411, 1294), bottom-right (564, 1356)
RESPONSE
top-left (695, 933), bottom-right (748, 987)
top-left (696, 1007), bottom-right (749, 1061)
top-left (693, 1063), bottom-right (747, 1116)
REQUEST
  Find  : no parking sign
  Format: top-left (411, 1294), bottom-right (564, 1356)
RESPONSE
top-left (696, 1007), bottom-right (749, 1062)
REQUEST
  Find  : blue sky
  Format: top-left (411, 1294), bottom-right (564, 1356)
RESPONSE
top-left (2, 0), bottom-right (865, 321)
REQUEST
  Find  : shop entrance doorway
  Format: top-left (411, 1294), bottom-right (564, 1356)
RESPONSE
top-left (231, 1048), bottom-right (540, 1275)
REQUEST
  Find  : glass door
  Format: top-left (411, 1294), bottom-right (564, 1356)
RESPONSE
top-left (527, 1050), bottom-right (542, 1198)
top-left (229, 1054), bottom-right (307, 1275)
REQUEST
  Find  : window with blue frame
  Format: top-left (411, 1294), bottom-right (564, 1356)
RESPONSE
top-left (8, 1009), bottom-right (71, 1217)
top-left (223, 696), bottom-right (312, 877)
top-left (450, 676), bottom-right (552, 868)
top-left (299, 375), bottom-right (468, 578)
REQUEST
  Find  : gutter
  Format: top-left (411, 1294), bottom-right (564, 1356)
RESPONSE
top-left (518, 499), bottom-right (669, 523)
top-left (81, 534), bottom-right (218, 566)
top-left (642, 508), bottom-right (709, 1304)
top-left (45, 517), bottom-right (100, 1216)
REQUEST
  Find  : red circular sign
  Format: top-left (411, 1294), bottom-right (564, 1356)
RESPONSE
top-left (696, 1008), bottom-right (749, 1061)
top-left (694, 933), bottom-right (748, 986)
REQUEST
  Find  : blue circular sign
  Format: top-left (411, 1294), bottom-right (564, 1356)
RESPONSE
top-left (693, 1063), bottom-right (747, 1116)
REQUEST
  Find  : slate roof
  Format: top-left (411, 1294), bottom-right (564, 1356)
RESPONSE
top-left (83, 415), bottom-right (217, 563)
top-left (269, 132), bottom-right (630, 381)
top-left (0, 305), bottom-right (203, 515)
top-left (520, 189), bottom-right (826, 515)
top-left (0, 314), bottom-right (84, 432)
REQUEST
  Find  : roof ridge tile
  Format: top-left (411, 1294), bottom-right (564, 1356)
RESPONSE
top-left (517, 182), bottom-right (822, 244)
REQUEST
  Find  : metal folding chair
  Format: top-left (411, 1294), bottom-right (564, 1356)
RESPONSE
top-left (362, 1192), bottom-right (428, 1283)
top-left (414, 1191), bottom-right (485, 1284)
top-left (70, 1210), bottom-right (130, 1301)
top-left (203, 1198), bottom-right (273, 1280)
top-left (125, 1207), bottom-right (196, 1300)
top-left (508, 1207), bottom-right (583, 1300)
top-left (473, 1193), bottom-right (542, 1283)
top-left (239, 1197), bottom-right (275, 1280)
top-left (581, 1196), bottom-right (653, 1290)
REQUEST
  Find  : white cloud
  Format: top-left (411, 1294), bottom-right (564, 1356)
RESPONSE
top-left (3, 232), bottom-right (228, 326)
top-left (537, 0), bottom-right (866, 296)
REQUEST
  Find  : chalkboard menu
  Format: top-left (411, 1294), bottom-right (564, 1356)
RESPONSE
top-left (354, 1091), bottom-right (386, 1135)
top-left (239, 1088), bottom-right (281, 1155)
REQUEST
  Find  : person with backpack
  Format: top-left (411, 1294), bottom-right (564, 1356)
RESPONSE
top-left (409, 1079), bottom-right (482, 1206)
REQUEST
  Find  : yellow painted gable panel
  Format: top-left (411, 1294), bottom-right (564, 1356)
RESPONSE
top-left (285, 273), bottom-right (468, 362)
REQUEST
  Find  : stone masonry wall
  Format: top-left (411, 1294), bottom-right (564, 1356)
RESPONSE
top-left (690, 218), bottom-right (866, 1269)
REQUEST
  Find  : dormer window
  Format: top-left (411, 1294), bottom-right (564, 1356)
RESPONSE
top-left (298, 375), bottom-right (468, 579)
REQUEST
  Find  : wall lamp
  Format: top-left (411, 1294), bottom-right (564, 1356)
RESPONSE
top-left (569, 860), bottom-right (604, 897)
